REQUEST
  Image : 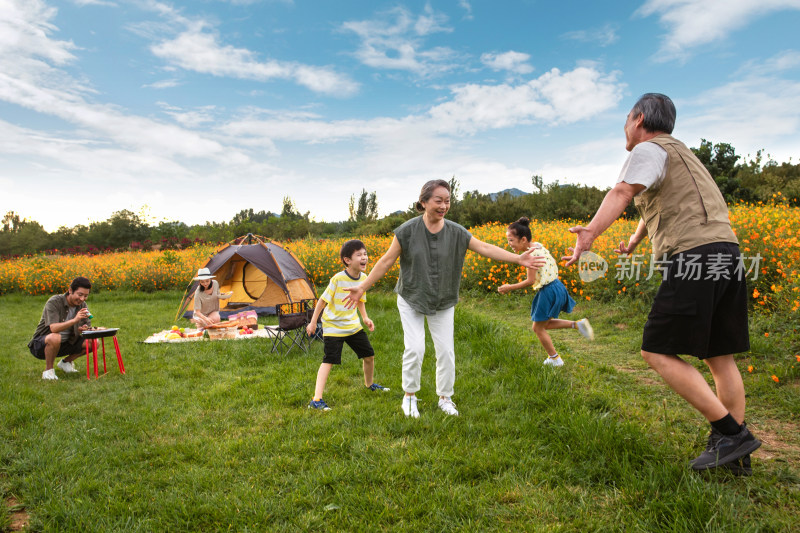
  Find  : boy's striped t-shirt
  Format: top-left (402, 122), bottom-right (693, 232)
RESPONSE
top-left (320, 270), bottom-right (367, 337)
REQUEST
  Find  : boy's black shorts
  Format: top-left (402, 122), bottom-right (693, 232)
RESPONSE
top-left (322, 329), bottom-right (375, 365)
top-left (28, 335), bottom-right (86, 360)
top-left (641, 242), bottom-right (750, 359)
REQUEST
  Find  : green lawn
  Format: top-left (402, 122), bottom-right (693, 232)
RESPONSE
top-left (1, 290), bottom-right (798, 532)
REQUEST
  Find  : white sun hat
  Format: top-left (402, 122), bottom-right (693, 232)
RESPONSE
top-left (193, 268), bottom-right (215, 281)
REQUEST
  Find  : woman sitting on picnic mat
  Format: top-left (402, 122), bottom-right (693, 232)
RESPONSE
top-left (190, 268), bottom-right (232, 328)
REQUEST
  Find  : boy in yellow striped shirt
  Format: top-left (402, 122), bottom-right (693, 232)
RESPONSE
top-left (307, 239), bottom-right (389, 410)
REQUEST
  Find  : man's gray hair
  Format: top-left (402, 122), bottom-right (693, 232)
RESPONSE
top-left (631, 93), bottom-right (676, 134)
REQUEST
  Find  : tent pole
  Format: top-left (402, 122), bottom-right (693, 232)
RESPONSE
top-left (174, 284), bottom-right (192, 323)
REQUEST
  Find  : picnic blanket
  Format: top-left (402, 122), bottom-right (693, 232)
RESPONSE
top-left (143, 326), bottom-right (280, 344)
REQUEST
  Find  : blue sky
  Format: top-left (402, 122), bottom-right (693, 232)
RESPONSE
top-left (2, 0), bottom-right (799, 231)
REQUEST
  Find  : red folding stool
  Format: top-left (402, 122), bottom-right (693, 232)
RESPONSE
top-left (82, 328), bottom-right (124, 379)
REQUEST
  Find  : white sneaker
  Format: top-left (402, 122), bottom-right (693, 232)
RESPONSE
top-left (438, 397), bottom-right (459, 416)
top-left (57, 360), bottom-right (79, 373)
top-left (42, 368), bottom-right (58, 380)
top-left (401, 395), bottom-right (419, 418)
top-left (576, 318), bottom-right (594, 340)
top-left (543, 356), bottom-right (564, 367)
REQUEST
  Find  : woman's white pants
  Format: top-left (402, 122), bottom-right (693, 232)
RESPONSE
top-left (397, 294), bottom-right (456, 398)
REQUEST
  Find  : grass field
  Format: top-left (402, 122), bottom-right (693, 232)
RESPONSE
top-left (1, 290), bottom-right (798, 532)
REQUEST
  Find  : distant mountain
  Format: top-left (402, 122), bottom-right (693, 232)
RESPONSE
top-left (488, 188), bottom-right (528, 201)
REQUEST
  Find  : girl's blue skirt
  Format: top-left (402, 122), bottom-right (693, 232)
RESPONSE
top-left (530, 278), bottom-right (576, 322)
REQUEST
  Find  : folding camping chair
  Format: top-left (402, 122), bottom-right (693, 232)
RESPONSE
top-left (271, 299), bottom-right (317, 355)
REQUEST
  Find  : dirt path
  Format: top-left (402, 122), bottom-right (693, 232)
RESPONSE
top-left (612, 362), bottom-right (800, 468)
top-left (5, 497), bottom-right (29, 532)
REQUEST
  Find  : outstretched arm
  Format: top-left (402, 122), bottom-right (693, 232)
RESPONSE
top-left (343, 236), bottom-right (402, 308)
top-left (305, 298), bottom-right (327, 336)
top-left (468, 237), bottom-right (545, 270)
top-left (615, 218), bottom-right (648, 254)
top-left (498, 267), bottom-right (537, 295)
top-left (357, 301), bottom-right (374, 331)
top-left (563, 181), bottom-right (644, 266)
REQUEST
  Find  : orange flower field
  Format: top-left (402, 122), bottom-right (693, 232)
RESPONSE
top-left (1, 203), bottom-right (798, 316)
top-left (0, 247), bottom-right (217, 295)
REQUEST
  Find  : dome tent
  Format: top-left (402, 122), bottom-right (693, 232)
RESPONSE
top-left (179, 234), bottom-right (316, 319)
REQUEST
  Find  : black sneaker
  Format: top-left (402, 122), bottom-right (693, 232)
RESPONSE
top-left (695, 426), bottom-right (754, 475)
top-left (690, 424), bottom-right (761, 471)
top-left (724, 454), bottom-right (752, 476)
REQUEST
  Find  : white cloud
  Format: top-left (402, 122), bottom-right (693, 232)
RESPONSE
top-left (677, 59), bottom-right (800, 163)
top-left (414, 3), bottom-right (451, 35)
top-left (157, 103), bottom-right (218, 128)
top-left (428, 64), bottom-right (624, 133)
top-left (72, 0), bottom-right (116, 6)
top-left (0, 0), bottom-right (77, 66)
top-left (151, 25), bottom-right (359, 96)
top-left (137, 1), bottom-right (358, 96)
top-left (142, 78), bottom-right (180, 89)
top-left (341, 5), bottom-right (461, 76)
top-left (481, 51), bottom-right (534, 74)
top-left (0, 118), bottom-right (200, 182)
top-left (0, 67), bottom-right (228, 158)
top-left (220, 64), bottom-right (624, 147)
top-left (218, 0), bottom-right (293, 5)
top-left (458, 0), bottom-right (473, 20)
top-left (0, 118), bottom-right (200, 229)
top-left (637, 0), bottom-right (800, 61)
top-left (734, 49), bottom-right (800, 77)
top-left (209, 62), bottom-right (626, 220)
top-left (562, 23), bottom-right (618, 47)
top-left (0, 1), bottom-right (248, 162)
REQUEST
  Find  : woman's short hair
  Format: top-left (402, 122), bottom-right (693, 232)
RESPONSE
top-left (415, 179), bottom-right (450, 212)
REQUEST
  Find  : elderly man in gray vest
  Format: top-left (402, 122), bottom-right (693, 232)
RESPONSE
top-left (564, 93), bottom-right (759, 474)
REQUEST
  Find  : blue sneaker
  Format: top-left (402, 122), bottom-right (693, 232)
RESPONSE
top-left (308, 399), bottom-right (331, 411)
top-left (367, 383), bottom-right (390, 392)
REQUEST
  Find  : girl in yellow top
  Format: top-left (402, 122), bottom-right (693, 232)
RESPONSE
top-left (498, 217), bottom-right (594, 367)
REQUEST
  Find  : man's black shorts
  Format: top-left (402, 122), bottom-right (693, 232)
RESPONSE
top-left (28, 335), bottom-right (86, 360)
top-left (641, 242), bottom-right (750, 359)
top-left (322, 329), bottom-right (375, 365)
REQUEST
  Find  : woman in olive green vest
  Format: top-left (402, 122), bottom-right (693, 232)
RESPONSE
top-left (343, 180), bottom-right (544, 418)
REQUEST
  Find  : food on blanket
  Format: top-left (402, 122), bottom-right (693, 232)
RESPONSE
top-left (185, 329), bottom-right (203, 338)
top-left (166, 332), bottom-right (182, 340)
top-left (179, 327), bottom-right (185, 334)
top-left (207, 325), bottom-right (237, 340)
top-left (239, 326), bottom-right (254, 335)
top-left (167, 325), bottom-right (189, 338)
top-left (205, 319), bottom-right (240, 329)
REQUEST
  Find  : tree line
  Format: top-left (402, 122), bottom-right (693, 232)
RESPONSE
top-left (2, 140), bottom-right (797, 257)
